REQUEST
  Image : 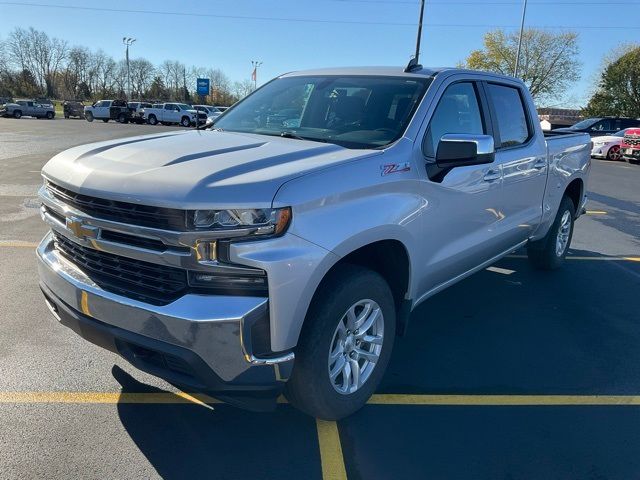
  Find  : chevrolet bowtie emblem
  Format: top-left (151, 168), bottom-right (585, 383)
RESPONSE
top-left (66, 217), bottom-right (99, 240)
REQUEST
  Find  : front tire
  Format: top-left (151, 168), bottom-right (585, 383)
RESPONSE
top-left (527, 195), bottom-right (575, 270)
top-left (85, 112), bottom-right (94, 122)
top-left (607, 145), bottom-right (622, 161)
top-left (102, 118), bottom-right (109, 123)
top-left (148, 115), bottom-right (158, 125)
top-left (285, 265), bottom-right (396, 420)
top-left (13, 110), bottom-right (22, 119)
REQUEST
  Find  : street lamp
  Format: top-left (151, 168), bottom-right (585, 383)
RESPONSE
top-left (122, 37), bottom-right (136, 99)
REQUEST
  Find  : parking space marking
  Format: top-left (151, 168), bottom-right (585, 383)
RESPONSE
top-left (486, 266), bottom-right (515, 275)
top-left (586, 210), bottom-right (607, 215)
top-left (0, 392), bottom-right (222, 404)
top-left (316, 420), bottom-right (348, 480)
top-left (0, 240), bottom-right (39, 247)
top-left (507, 254), bottom-right (640, 262)
top-left (3, 392), bottom-right (640, 406)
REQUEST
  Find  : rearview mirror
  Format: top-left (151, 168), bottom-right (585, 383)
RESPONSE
top-left (436, 134), bottom-right (495, 168)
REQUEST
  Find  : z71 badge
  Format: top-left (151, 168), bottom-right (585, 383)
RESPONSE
top-left (381, 162), bottom-right (411, 176)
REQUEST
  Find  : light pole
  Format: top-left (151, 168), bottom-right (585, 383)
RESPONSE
top-left (251, 60), bottom-right (263, 91)
top-left (514, 0), bottom-right (527, 77)
top-left (122, 37), bottom-right (136, 99)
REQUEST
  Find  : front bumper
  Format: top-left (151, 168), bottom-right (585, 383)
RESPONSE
top-left (37, 232), bottom-right (293, 397)
top-left (622, 148), bottom-right (640, 160)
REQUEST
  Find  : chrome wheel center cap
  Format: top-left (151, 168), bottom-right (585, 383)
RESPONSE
top-left (344, 335), bottom-right (355, 352)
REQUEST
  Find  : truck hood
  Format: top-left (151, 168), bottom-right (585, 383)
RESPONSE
top-left (42, 130), bottom-right (380, 209)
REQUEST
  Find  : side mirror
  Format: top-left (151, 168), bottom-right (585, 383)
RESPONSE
top-left (436, 134), bottom-right (495, 169)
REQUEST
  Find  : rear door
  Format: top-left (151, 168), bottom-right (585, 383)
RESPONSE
top-left (94, 101), bottom-right (110, 118)
top-left (484, 81), bottom-right (547, 244)
top-left (164, 104), bottom-right (178, 123)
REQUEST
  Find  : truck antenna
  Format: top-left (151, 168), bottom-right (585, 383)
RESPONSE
top-left (405, 0), bottom-right (425, 73)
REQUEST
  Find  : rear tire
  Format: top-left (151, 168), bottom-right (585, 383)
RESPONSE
top-left (102, 119), bottom-right (109, 123)
top-left (46, 111), bottom-right (54, 119)
top-left (527, 195), bottom-right (575, 270)
top-left (117, 113), bottom-right (128, 124)
top-left (181, 116), bottom-right (191, 127)
top-left (285, 264), bottom-right (396, 420)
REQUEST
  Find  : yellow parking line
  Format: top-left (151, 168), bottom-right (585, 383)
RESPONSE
top-left (368, 394), bottom-right (640, 405)
top-left (0, 240), bottom-right (39, 248)
top-left (316, 420), bottom-right (347, 480)
top-left (0, 392), bottom-right (221, 404)
top-left (586, 210), bottom-right (607, 215)
top-left (3, 392), bottom-right (640, 406)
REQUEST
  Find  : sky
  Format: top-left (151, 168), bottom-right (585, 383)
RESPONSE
top-left (0, 0), bottom-right (638, 107)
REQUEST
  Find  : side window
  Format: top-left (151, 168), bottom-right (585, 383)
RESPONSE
top-left (423, 82), bottom-right (485, 159)
top-left (165, 104), bottom-right (173, 110)
top-left (487, 83), bottom-right (530, 148)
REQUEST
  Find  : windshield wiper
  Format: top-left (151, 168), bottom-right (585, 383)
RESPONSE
top-left (280, 131), bottom-right (306, 140)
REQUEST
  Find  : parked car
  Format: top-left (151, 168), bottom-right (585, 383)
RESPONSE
top-left (143, 102), bottom-right (205, 127)
top-left (2, 99), bottom-right (55, 119)
top-left (84, 100), bottom-right (131, 123)
top-left (590, 128), bottom-right (633, 160)
top-left (63, 101), bottom-right (85, 119)
top-left (127, 101), bottom-right (153, 124)
top-left (621, 128), bottom-right (640, 163)
top-left (37, 66), bottom-right (591, 419)
top-left (193, 104), bottom-right (223, 121)
top-left (554, 117), bottom-right (640, 137)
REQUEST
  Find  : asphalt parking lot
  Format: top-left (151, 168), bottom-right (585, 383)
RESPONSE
top-left (1, 117), bottom-right (639, 479)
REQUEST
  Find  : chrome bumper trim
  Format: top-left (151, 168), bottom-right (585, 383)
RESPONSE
top-left (37, 232), bottom-right (293, 382)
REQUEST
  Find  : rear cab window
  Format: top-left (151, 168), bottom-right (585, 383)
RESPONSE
top-left (486, 83), bottom-right (532, 148)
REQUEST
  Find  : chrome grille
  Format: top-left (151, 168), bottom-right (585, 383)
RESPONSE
top-left (53, 232), bottom-right (187, 305)
top-left (46, 182), bottom-right (187, 231)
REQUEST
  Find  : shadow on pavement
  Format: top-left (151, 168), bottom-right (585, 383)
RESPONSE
top-left (112, 366), bottom-right (322, 480)
top-left (380, 248), bottom-right (640, 395)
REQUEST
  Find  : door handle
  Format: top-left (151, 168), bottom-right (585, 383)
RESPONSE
top-left (483, 170), bottom-right (501, 182)
top-left (533, 159), bottom-right (547, 170)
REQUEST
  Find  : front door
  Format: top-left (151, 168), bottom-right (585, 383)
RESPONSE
top-left (415, 80), bottom-right (505, 296)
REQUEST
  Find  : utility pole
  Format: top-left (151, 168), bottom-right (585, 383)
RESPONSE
top-left (514, 0), bottom-right (527, 77)
top-left (122, 37), bottom-right (136, 99)
top-left (251, 60), bottom-right (263, 91)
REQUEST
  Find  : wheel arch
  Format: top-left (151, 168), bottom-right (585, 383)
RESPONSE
top-left (564, 177), bottom-right (583, 214)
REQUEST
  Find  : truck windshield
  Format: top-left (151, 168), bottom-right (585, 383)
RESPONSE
top-left (213, 75), bottom-right (431, 149)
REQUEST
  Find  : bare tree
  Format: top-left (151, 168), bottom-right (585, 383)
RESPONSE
top-left (232, 79), bottom-right (254, 100)
top-left (129, 58), bottom-right (155, 99)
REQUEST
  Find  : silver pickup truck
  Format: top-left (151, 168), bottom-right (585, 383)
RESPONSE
top-left (37, 67), bottom-right (590, 419)
top-left (2, 99), bottom-right (55, 119)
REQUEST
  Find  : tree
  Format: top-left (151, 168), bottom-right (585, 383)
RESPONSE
top-left (463, 29), bottom-right (580, 104)
top-left (583, 46), bottom-right (640, 118)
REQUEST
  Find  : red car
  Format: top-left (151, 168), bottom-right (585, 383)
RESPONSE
top-left (621, 128), bottom-right (640, 163)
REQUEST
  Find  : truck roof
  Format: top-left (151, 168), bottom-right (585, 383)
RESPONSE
top-left (280, 66), bottom-right (522, 84)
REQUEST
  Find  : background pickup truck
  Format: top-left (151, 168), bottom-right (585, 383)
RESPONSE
top-left (143, 102), bottom-right (205, 127)
top-left (37, 67), bottom-right (590, 420)
top-left (84, 100), bottom-right (131, 123)
top-left (2, 99), bottom-right (55, 119)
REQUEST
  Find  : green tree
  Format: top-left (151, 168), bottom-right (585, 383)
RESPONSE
top-left (583, 46), bottom-right (640, 118)
top-left (463, 29), bottom-right (580, 104)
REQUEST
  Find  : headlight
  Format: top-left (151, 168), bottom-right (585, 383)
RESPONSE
top-left (593, 142), bottom-right (606, 148)
top-left (191, 207), bottom-right (291, 236)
